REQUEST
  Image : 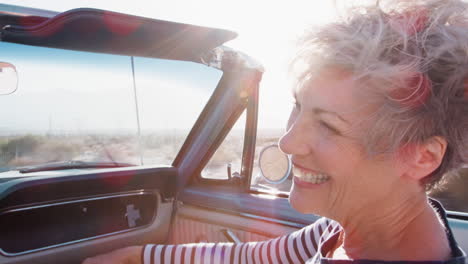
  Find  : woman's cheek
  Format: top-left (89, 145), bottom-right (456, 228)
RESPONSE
top-left (314, 135), bottom-right (360, 173)
top-left (314, 132), bottom-right (341, 157)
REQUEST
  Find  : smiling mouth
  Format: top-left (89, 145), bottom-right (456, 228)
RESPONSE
top-left (292, 166), bottom-right (331, 184)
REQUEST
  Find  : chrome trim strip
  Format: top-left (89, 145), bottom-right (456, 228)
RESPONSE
top-left (0, 191), bottom-right (160, 257)
top-left (0, 191), bottom-right (149, 215)
top-left (249, 186), bottom-right (290, 197)
top-left (447, 210), bottom-right (468, 219)
top-left (182, 203), bottom-right (305, 229)
top-left (237, 211), bottom-right (305, 229)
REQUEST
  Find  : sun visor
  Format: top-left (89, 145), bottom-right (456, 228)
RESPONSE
top-left (0, 8), bottom-right (238, 62)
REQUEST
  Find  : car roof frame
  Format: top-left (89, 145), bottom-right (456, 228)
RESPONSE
top-left (0, 7), bottom-right (238, 63)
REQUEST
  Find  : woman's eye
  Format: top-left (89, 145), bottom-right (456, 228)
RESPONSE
top-left (319, 120), bottom-right (339, 135)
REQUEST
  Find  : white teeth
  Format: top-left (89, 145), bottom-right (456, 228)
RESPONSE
top-left (293, 167), bottom-right (330, 184)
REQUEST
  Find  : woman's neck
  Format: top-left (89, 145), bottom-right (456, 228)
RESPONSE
top-left (331, 196), bottom-right (451, 261)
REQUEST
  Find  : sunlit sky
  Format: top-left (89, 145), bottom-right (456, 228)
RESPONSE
top-left (0, 0), bottom-right (336, 132)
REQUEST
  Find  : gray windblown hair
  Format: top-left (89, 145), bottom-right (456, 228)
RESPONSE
top-left (292, 0), bottom-right (468, 189)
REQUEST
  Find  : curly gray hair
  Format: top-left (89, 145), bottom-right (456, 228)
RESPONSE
top-left (292, 0), bottom-right (468, 189)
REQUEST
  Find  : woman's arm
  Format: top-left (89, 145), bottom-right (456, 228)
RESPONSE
top-left (82, 217), bottom-right (335, 264)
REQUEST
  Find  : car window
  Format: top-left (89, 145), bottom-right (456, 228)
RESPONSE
top-left (0, 42), bottom-right (222, 172)
top-left (133, 57), bottom-right (222, 166)
top-left (201, 111), bottom-right (246, 180)
top-left (0, 43), bottom-right (138, 169)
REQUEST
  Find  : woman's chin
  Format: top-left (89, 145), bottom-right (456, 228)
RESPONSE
top-left (289, 185), bottom-right (323, 214)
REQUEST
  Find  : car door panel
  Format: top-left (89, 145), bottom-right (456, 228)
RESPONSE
top-left (0, 200), bottom-right (172, 264)
top-left (171, 186), bottom-right (318, 244)
top-left (170, 204), bottom-right (298, 244)
top-left (179, 186), bottom-right (319, 227)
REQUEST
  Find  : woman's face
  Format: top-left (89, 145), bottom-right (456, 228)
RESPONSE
top-left (279, 69), bottom-right (402, 218)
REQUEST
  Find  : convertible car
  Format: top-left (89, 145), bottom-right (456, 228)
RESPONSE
top-left (0, 4), bottom-right (466, 264)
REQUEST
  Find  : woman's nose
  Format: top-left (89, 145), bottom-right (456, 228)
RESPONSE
top-left (278, 118), bottom-right (311, 156)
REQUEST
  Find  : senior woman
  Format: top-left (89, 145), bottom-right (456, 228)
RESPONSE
top-left (84, 0), bottom-right (468, 263)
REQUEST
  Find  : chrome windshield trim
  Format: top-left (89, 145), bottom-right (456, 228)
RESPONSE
top-left (200, 46), bottom-right (264, 72)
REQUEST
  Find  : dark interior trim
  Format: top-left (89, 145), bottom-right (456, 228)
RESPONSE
top-left (0, 191), bottom-right (159, 256)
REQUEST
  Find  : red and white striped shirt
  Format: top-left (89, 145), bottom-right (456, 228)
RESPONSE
top-left (142, 217), bottom-right (341, 264)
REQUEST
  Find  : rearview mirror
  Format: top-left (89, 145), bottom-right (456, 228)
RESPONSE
top-left (0, 62), bottom-right (18, 95)
top-left (258, 144), bottom-right (291, 184)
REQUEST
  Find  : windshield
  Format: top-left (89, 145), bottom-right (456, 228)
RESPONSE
top-left (0, 42), bottom-right (222, 173)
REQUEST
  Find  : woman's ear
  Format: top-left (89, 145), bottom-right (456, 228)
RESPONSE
top-left (403, 136), bottom-right (447, 181)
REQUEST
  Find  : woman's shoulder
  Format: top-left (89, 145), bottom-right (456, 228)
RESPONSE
top-left (299, 216), bottom-right (342, 239)
top-left (312, 217), bottom-right (341, 229)
top-left (429, 198), bottom-right (466, 259)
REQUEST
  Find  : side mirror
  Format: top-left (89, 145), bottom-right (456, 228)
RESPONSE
top-left (0, 62), bottom-right (18, 95)
top-left (258, 144), bottom-right (291, 184)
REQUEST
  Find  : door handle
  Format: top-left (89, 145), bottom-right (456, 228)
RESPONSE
top-left (220, 229), bottom-right (241, 243)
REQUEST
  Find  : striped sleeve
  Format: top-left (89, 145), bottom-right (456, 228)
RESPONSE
top-left (142, 217), bottom-right (337, 264)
